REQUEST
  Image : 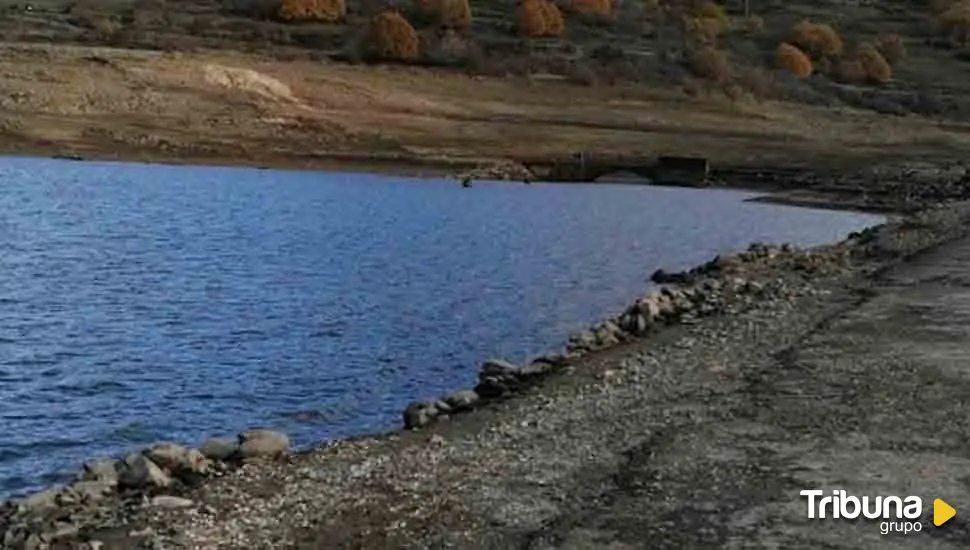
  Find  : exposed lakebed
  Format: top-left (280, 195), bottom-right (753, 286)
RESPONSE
top-left (0, 157), bottom-right (883, 497)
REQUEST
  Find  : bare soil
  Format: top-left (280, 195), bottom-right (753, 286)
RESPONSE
top-left (3, 42), bottom-right (970, 177)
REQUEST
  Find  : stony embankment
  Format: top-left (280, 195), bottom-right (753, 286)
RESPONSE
top-left (2, 201), bottom-right (967, 549)
top-left (454, 160), bottom-right (535, 185)
top-left (0, 431), bottom-right (291, 549)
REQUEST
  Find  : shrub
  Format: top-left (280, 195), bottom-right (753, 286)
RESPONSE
top-left (856, 42), bottom-right (892, 83)
top-left (937, 1), bottom-right (970, 45)
top-left (687, 46), bottom-right (731, 83)
top-left (438, 0), bottom-right (471, 29)
top-left (516, 0), bottom-right (564, 37)
top-left (776, 42), bottom-right (812, 78)
top-left (683, 15), bottom-right (726, 44)
top-left (362, 10), bottom-right (419, 62)
top-left (542, 0), bottom-right (565, 34)
top-left (424, 29), bottom-right (484, 69)
top-left (790, 20), bottom-right (843, 58)
top-left (278, 0), bottom-right (345, 22)
top-left (875, 33), bottom-right (906, 64)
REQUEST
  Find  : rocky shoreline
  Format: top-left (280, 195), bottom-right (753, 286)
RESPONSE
top-left (2, 194), bottom-right (969, 548)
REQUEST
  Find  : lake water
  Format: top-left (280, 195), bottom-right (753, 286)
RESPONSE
top-left (0, 157), bottom-right (883, 498)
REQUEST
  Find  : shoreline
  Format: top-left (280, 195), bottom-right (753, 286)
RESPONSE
top-left (0, 144), bottom-right (927, 217)
top-left (2, 192), bottom-right (965, 548)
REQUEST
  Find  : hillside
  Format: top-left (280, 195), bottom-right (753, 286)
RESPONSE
top-left (1, 0), bottom-right (970, 173)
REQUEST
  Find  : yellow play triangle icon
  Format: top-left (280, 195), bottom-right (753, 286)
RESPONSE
top-left (934, 499), bottom-right (956, 526)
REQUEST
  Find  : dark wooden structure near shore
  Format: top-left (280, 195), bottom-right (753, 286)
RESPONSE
top-left (532, 153), bottom-right (711, 186)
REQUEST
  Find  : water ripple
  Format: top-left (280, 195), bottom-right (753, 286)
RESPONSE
top-left (0, 156), bottom-right (884, 497)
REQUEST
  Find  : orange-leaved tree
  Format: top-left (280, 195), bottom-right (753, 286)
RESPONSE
top-left (776, 42), bottom-right (812, 78)
top-left (278, 0), bottom-right (345, 22)
top-left (855, 42), bottom-right (891, 84)
top-left (790, 20), bottom-right (843, 58)
top-left (516, 0), bottom-right (564, 37)
top-left (363, 10), bottom-right (420, 62)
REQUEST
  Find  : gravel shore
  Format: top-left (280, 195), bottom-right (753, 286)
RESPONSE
top-left (4, 198), bottom-right (970, 549)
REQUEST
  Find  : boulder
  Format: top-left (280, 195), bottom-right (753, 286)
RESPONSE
top-left (403, 401), bottom-right (438, 429)
top-left (532, 353), bottom-right (569, 367)
top-left (474, 377), bottom-right (512, 399)
top-left (15, 486), bottom-right (63, 516)
top-left (445, 390), bottom-right (479, 411)
top-left (567, 330), bottom-right (596, 349)
top-left (70, 480), bottom-right (114, 504)
top-left (199, 437), bottom-right (239, 462)
top-left (117, 454), bottom-right (172, 490)
top-left (238, 430), bottom-right (290, 460)
top-left (633, 313), bottom-right (648, 334)
top-left (637, 295), bottom-right (662, 322)
top-left (80, 458), bottom-right (118, 487)
top-left (143, 442), bottom-right (210, 480)
top-left (518, 361), bottom-right (554, 378)
top-left (479, 359), bottom-right (519, 379)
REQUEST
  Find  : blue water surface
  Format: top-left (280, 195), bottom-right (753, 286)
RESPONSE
top-left (0, 157), bottom-right (883, 497)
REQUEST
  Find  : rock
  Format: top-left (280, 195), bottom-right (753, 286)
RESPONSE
top-left (81, 458), bottom-right (119, 486)
top-left (143, 442), bottom-right (190, 472)
top-left (479, 359), bottom-right (519, 379)
top-left (445, 390), bottom-right (480, 411)
top-left (70, 480), bottom-right (114, 503)
top-left (23, 533), bottom-right (43, 550)
top-left (637, 296), bottom-right (662, 322)
top-left (568, 330), bottom-right (596, 349)
top-left (150, 495), bottom-right (194, 509)
top-left (633, 313), bottom-right (648, 333)
top-left (15, 486), bottom-right (63, 515)
top-left (117, 454), bottom-right (172, 490)
top-left (403, 401), bottom-right (438, 429)
top-left (701, 279), bottom-right (722, 292)
top-left (433, 399), bottom-right (453, 414)
top-left (519, 361), bottom-right (554, 378)
top-left (532, 353), bottom-right (569, 367)
top-left (143, 443), bottom-right (210, 481)
top-left (50, 522), bottom-right (80, 541)
top-left (474, 377), bottom-right (512, 399)
top-left (238, 430), bottom-right (290, 460)
top-left (199, 437), bottom-right (239, 462)
top-left (595, 330), bottom-right (620, 347)
top-left (3, 528), bottom-right (25, 547)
